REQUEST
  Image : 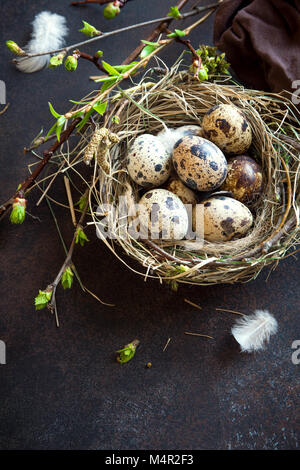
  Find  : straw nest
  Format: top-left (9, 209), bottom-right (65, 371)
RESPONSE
top-left (88, 69), bottom-right (300, 286)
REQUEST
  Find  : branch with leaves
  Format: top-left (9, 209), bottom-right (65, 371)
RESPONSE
top-left (2, 2), bottom-right (222, 223)
top-left (35, 190), bottom-right (90, 326)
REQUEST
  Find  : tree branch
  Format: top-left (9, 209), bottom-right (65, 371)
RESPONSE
top-left (0, 119), bottom-right (80, 219)
top-left (11, 3), bottom-right (219, 60)
top-left (122, 0), bottom-right (189, 65)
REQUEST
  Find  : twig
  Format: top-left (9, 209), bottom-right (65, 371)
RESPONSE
top-left (75, 49), bottom-right (107, 72)
top-left (72, 0), bottom-right (125, 5)
top-left (122, 0), bottom-right (189, 65)
top-left (184, 299), bottom-right (202, 310)
top-left (184, 332), bottom-right (213, 339)
top-left (0, 103), bottom-right (10, 115)
top-left (64, 176), bottom-right (77, 226)
top-left (13, 3), bottom-right (219, 60)
top-left (163, 337), bottom-right (171, 352)
top-left (0, 119), bottom-right (80, 220)
top-left (215, 308), bottom-right (244, 316)
top-left (47, 192), bottom-right (89, 319)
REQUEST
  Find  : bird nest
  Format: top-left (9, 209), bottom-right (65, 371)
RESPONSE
top-left (87, 70), bottom-right (300, 286)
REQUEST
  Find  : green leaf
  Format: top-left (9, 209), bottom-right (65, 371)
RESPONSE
top-left (94, 75), bottom-right (120, 83)
top-left (64, 55), bottom-right (78, 72)
top-left (76, 108), bottom-right (94, 131)
top-left (116, 340), bottom-right (139, 364)
top-left (56, 116), bottom-right (66, 142)
top-left (79, 20), bottom-right (100, 37)
top-left (101, 60), bottom-right (121, 76)
top-left (45, 121), bottom-right (58, 142)
top-left (35, 290), bottom-right (52, 311)
top-left (69, 99), bottom-right (91, 105)
top-left (49, 54), bottom-right (64, 68)
top-left (141, 40), bottom-right (160, 47)
top-left (10, 203), bottom-right (25, 224)
top-left (48, 102), bottom-right (61, 119)
top-left (75, 227), bottom-right (89, 246)
top-left (168, 6), bottom-right (181, 19)
top-left (96, 76), bottom-right (120, 93)
top-left (140, 44), bottom-right (158, 59)
top-left (75, 194), bottom-right (88, 211)
top-left (61, 267), bottom-right (74, 290)
top-left (113, 62), bottom-right (139, 73)
top-left (92, 101), bottom-right (107, 115)
top-left (167, 29), bottom-right (186, 39)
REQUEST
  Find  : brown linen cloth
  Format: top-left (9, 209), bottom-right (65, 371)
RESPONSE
top-left (214, 0), bottom-right (300, 94)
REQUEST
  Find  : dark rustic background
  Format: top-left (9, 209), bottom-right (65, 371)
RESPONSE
top-left (0, 0), bottom-right (299, 450)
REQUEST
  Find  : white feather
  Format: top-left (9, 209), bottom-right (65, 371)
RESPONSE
top-left (231, 309), bottom-right (278, 353)
top-left (16, 11), bottom-right (68, 73)
top-left (156, 128), bottom-right (183, 156)
top-left (156, 125), bottom-right (202, 156)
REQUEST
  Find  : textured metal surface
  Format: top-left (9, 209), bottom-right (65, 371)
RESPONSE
top-left (0, 0), bottom-right (299, 450)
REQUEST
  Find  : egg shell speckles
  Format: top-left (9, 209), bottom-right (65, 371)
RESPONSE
top-left (200, 196), bottom-right (253, 242)
top-left (202, 104), bottom-right (252, 155)
top-left (138, 189), bottom-right (189, 240)
top-left (172, 135), bottom-right (228, 192)
top-left (221, 155), bottom-right (264, 204)
top-left (127, 134), bottom-right (171, 188)
top-left (165, 176), bottom-right (198, 205)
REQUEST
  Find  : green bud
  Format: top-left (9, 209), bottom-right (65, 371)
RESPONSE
top-left (65, 55), bottom-right (78, 72)
top-left (79, 20), bottom-right (100, 37)
top-left (6, 40), bottom-right (26, 56)
top-left (116, 339), bottom-right (140, 364)
top-left (103, 2), bottom-right (121, 19)
top-left (94, 50), bottom-right (103, 58)
top-left (61, 267), bottom-right (74, 290)
top-left (75, 227), bottom-right (89, 246)
top-left (112, 115), bottom-right (120, 124)
top-left (35, 289), bottom-right (52, 311)
top-left (49, 53), bottom-right (65, 69)
top-left (76, 194), bottom-right (88, 212)
top-left (198, 65), bottom-right (209, 81)
top-left (10, 198), bottom-right (26, 224)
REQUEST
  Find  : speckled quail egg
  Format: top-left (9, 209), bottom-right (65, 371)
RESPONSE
top-left (156, 125), bottom-right (203, 156)
top-left (221, 155), bottom-right (263, 204)
top-left (127, 134), bottom-right (171, 188)
top-left (138, 189), bottom-right (189, 240)
top-left (195, 195), bottom-right (253, 242)
top-left (202, 104), bottom-right (252, 155)
top-left (172, 135), bottom-right (227, 192)
top-left (165, 176), bottom-right (198, 205)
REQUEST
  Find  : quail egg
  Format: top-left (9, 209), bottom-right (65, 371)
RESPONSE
top-left (165, 176), bottom-right (198, 205)
top-left (197, 195), bottom-right (253, 242)
top-left (127, 134), bottom-right (171, 188)
top-left (221, 155), bottom-right (263, 204)
top-left (202, 104), bottom-right (252, 155)
top-left (172, 135), bottom-right (227, 191)
top-left (138, 189), bottom-right (189, 240)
